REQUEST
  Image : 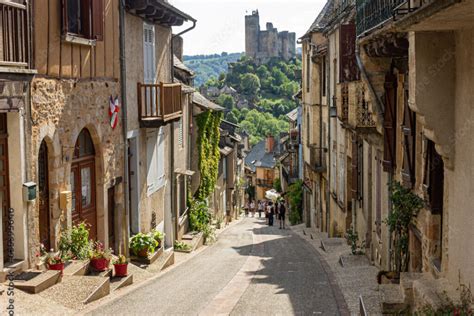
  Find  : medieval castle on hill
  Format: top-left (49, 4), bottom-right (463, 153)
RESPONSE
top-left (245, 10), bottom-right (296, 64)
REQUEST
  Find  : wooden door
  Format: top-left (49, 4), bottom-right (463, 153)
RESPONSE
top-left (0, 114), bottom-right (10, 261)
top-left (38, 141), bottom-right (51, 250)
top-left (71, 129), bottom-right (97, 239)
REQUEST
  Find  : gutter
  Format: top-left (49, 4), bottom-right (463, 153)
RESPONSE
top-left (119, 0), bottom-right (130, 255)
top-left (170, 20), bottom-right (196, 243)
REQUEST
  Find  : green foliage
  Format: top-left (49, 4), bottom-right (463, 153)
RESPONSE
top-left (58, 222), bottom-right (91, 260)
top-left (216, 94), bottom-right (235, 110)
top-left (239, 109), bottom-right (289, 145)
top-left (287, 180), bottom-right (303, 225)
top-left (245, 184), bottom-right (256, 201)
top-left (129, 233), bottom-right (159, 256)
top-left (183, 52), bottom-right (243, 87)
top-left (345, 227), bottom-right (365, 255)
top-left (385, 181), bottom-right (424, 273)
top-left (273, 178), bottom-right (282, 193)
top-left (89, 241), bottom-right (112, 260)
top-left (189, 198), bottom-right (211, 231)
top-left (196, 111), bottom-right (223, 200)
top-left (240, 73), bottom-right (260, 97)
top-left (225, 111), bottom-right (239, 124)
top-left (174, 241), bottom-right (192, 251)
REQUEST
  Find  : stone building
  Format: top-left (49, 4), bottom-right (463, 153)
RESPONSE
top-left (0, 0), bottom-right (36, 273)
top-left (123, 0), bottom-right (196, 247)
top-left (303, 0), bottom-right (474, 311)
top-left (30, 0), bottom-right (124, 261)
top-left (245, 10), bottom-right (296, 64)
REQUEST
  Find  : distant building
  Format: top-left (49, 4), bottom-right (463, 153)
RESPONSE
top-left (245, 10), bottom-right (296, 64)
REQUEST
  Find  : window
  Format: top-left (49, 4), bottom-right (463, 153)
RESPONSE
top-left (146, 128), bottom-right (165, 195)
top-left (401, 75), bottom-right (416, 188)
top-left (339, 23), bottom-right (359, 82)
top-left (382, 73), bottom-right (397, 172)
top-left (62, 0), bottom-right (104, 40)
top-left (423, 139), bottom-right (444, 214)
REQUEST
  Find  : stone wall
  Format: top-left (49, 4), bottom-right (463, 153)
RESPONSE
top-left (29, 77), bottom-right (124, 264)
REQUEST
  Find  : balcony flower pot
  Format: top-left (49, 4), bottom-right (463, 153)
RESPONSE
top-left (114, 263), bottom-right (128, 277)
top-left (47, 262), bottom-right (65, 275)
top-left (90, 258), bottom-right (110, 271)
top-left (137, 248), bottom-right (149, 258)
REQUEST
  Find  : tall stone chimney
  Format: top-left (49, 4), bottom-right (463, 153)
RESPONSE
top-left (265, 135), bottom-right (275, 153)
top-left (173, 35), bottom-right (184, 60)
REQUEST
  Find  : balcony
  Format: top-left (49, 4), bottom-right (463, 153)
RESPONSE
top-left (356, 0), bottom-right (405, 36)
top-left (138, 82), bottom-right (182, 128)
top-left (0, 1), bottom-right (30, 70)
top-left (256, 178), bottom-right (273, 188)
top-left (308, 146), bottom-right (327, 173)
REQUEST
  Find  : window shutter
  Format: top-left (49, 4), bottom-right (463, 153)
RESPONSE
top-left (382, 73), bottom-right (397, 172)
top-left (61, 0), bottom-right (69, 35)
top-left (401, 75), bottom-right (416, 188)
top-left (91, 0), bottom-right (104, 41)
top-left (339, 24), bottom-right (359, 82)
top-left (143, 24), bottom-right (156, 84)
top-left (178, 118), bottom-right (183, 147)
top-left (146, 130), bottom-right (158, 194)
top-left (81, 0), bottom-right (92, 38)
top-left (351, 134), bottom-right (358, 199)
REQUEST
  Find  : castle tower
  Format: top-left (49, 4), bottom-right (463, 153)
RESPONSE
top-left (245, 10), bottom-right (260, 60)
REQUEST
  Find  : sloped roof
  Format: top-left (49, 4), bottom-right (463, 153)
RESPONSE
top-left (192, 91), bottom-right (224, 111)
top-left (244, 139), bottom-right (281, 172)
top-left (302, 0), bottom-right (334, 38)
top-left (286, 108), bottom-right (298, 122)
top-left (173, 55), bottom-right (194, 76)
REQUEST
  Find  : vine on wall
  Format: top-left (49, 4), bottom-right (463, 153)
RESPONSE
top-left (195, 110), bottom-right (223, 200)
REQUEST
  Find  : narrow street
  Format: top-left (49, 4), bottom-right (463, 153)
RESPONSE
top-left (88, 217), bottom-right (348, 316)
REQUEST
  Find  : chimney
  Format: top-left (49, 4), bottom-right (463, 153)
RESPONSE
top-left (265, 135), bottom-right (275, 153)
top-left (173, 35), bottom-right (184, 61)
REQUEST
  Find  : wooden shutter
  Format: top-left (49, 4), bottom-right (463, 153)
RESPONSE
top-left (339, 24), bottom-right (359, 82)
top-left (351, 134), bottom-right (358, 199)
top-left (382, 73), bottom-right (397, 172)
top-left (91, 0), bottom-right (104, 41)
top-left (401, 76), bottom-right (416, 188)
top-left (61, 0), bottom-right (69, 35)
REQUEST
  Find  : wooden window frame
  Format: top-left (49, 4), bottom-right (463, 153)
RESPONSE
top-left (401, 77), bottom-right (416, 189)
top-left (423, 139), bottom-right (444, 214)
top-left (62, 0), bottom-right (104, 43)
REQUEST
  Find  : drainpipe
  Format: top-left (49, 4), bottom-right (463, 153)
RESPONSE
top-left (318, 59), bottom-right (323, 232)
top-left (325, 43), bottom-right (331, 235)
top-left (170, 19), bottom-right (196, 243)
top-left (119, 0), bottom-right (130, 256)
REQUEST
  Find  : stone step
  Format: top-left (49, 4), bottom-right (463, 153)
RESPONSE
top-left (130, 246), bottom-right (163, 265)
top-left (11, 270), bottom-right (61, 294)
top-left (380, 283), bottom-right (408, 314)
top-left (412, 276), bottom-right (460, 312)
top-left (110, 274), bottom-right (133, 292)
top-left (64, 260), bottom-right (89, 276)
top-left (400, 272), bottom-right (426, 307)
top-left (175, 233), bottom-right (203, 253)
top-left (0, 260), bottom-right (25, 282)
top-left (156, 249), bottom-right (174, 271)
top-left (88, 268), bottom-right (112, 278)
top-left (39, 275), bottom-right (110, 308)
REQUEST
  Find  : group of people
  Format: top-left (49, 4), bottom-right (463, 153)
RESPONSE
top-left (245, 199), bottom-right (286, 229)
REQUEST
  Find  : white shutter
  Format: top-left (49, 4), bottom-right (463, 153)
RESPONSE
top-left (143, 23), bottom-right (155, 84)
top-left (157, 127), bottom-right (165, 189)
top-left (146, 130), bottom-right (159, 195)
top-left (178, 118), bottom-right (183, 148)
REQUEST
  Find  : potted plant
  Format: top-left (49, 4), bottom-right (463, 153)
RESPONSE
top-left (129, 233), bottom-right (158, 257)
top-left (39, 244), bottom-right (67, 275)
top-left (89, 241), bottom-right (112, 271)
top-left (112, 254), bottom-right (128, 277)
top-left (151, 230), bottom-right (165, 249)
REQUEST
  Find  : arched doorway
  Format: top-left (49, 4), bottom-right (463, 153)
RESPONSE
top-left (38, 140), bottom-right (51, 250)
top-left (70, 129), bottom-right (97, 239)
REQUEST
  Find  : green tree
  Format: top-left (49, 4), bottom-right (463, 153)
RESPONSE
top-left (226, 111), bottom-right (238, 124)
top-left (216, 94), bottom-right (234, 110)
top-left (240, 73), bottom-right (260, 97)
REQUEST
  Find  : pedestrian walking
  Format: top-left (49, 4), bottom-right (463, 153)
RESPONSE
top-left (250, 200), bottom-right (255, 217)
top-left (278, 201), bottom-right (286, 229)
top-left (244, 201), bottom-right (249, 217)
top-left (267, 202), bottom-right (274, 226)
top-left (257, 200), bottom-right (263, 218)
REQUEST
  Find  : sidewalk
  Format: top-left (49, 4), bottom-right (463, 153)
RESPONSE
top-left (290, 223), bottom-right (382, 315)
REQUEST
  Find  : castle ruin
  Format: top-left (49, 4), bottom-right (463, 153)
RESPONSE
top-left (245, 10), bottom-right (296, 64)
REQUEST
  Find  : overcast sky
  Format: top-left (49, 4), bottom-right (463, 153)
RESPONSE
top-left (169, 0), bottom-right (326, 56)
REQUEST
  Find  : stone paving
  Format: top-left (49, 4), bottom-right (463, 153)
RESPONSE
top-left (290, 223), bottom-right (382, 315)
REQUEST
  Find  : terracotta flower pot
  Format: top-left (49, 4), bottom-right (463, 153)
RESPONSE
top-left (48, 262), bottom-right (65, 275)
top-left (137, 248), bottom-right (149, 258)
top-left (90, 258), bottom-right (110, 271)
top-left (114, 263), bottom-right (128, 277)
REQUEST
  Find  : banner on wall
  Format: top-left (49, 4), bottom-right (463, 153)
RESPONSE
top-left (109, 96), bottom-right (120, 129)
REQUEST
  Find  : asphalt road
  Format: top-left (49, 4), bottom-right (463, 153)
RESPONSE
top-left (88, 217), bottom-right (347, 316)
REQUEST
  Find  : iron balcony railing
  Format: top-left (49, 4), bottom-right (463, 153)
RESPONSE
top-left (138, 82), bottom-right (182, 126)
top-left (0, 0), bottom-right (30, 68)
top-left (356, 0), bottom-right (405, 36)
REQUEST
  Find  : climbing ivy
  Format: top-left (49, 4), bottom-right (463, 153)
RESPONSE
top-left (195, 110), bottom-right (223, 200)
